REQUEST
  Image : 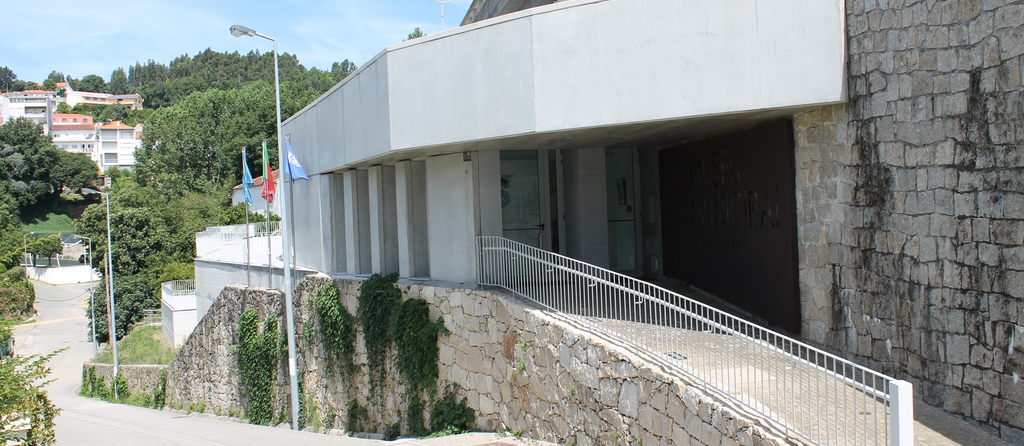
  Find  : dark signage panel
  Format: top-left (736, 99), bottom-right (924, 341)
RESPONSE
top-left (659, 120), bottom-right (800, 333)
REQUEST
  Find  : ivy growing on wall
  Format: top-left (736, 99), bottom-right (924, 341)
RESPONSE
top-left (238, 308), bottom-right (279, 426)
top-left (314, 282), bottom-right (358, 379)
top-left (357, 273), bottom-right (402, 400)
top-left (391, 298), bottom-right (449, 435)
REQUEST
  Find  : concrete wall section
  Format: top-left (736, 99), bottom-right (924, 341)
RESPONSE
top-left (282, 0), bottom-right (845, 169)
top-left (425, 153), bottom-right (478, 284)
top-left (387, 19), bottom-right (537, 150)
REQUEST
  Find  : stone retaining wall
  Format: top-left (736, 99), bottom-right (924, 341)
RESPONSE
top-left (87, 363), bottom-right (166, 396)
top-left (794, 0), bottom-right (1024, 442)
top-left (166, 276), bottom-right (799, 445)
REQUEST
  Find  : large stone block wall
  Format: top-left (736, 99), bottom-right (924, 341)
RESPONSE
top-left (167, 277), bottom-right (799, 445)
top-left (87, 363), bottom-right (166, 397)
top-left (795, 0), bottom-right (1024, 441)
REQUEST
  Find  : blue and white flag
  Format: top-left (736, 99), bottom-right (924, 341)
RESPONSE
top-left (241, 148), bottom-right (255, 205)
top-left (284, 139), bottom-right (309, 182)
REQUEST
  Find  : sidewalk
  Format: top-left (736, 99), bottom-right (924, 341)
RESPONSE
top-left (386, 432), bottom-right (558, 446)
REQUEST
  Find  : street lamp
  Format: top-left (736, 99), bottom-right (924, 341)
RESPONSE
top-left (77, 234), bottom-right (97, 356)
top-left (82, 187), bottom-right (118, 397)
top-left (430, 0), bottom-right (457, 30)
top-left (230, 24), bottom-right (301, 430)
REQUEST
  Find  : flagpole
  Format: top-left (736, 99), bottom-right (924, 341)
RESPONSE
top-left (243, 148), bottom-right (251, 289)
top-left (264, 140), bottom-right (272, 290)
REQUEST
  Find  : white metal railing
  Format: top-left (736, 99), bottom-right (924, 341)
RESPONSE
top-left (195, 221), bottom-right (281, 264)
top-left (162, 279), bottom-right (196, 297)
top-left (477, 236), bottom-right (912, 446)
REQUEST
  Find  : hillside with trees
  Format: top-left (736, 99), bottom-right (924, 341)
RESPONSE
top-left (2, 46), bottom-right (357, 343)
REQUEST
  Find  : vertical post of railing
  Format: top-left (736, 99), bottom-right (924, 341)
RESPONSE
top-left (890, 379), bottom-right (913, 446)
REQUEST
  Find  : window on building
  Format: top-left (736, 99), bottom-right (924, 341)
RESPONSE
top-left (103, 153), bottom-right (117, 164)
top-left (61, 118), bottom-right (67, 122)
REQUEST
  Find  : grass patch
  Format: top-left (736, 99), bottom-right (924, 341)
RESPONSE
top-left (93, 325), bottom-right (178, 365)
top-left (21, 213), bottom-right (76, 234)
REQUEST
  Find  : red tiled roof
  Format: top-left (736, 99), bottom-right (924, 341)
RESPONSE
top-left (98, 120), bottom-right (134, 129)
top-left (51, 124), bottom-right (95, 131)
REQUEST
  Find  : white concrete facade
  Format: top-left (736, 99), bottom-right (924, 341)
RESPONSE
top-left (277, 0), bottom-right (846, 284)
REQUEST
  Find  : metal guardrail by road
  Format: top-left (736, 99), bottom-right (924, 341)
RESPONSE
top-left (477, 236), bottom-right (912, 446)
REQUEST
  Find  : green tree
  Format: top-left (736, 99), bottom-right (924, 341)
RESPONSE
top-left (0, 67), bottom-right (16, 92)
top-left (56, 102), bottom-right (72, 114)
top-left (406, 27), bottom-right (424, 41)
top-left (0, 118), bottom-right (60, 215)
top-left (108, 68), bottom-right (129, 95)
top-left (87, 274), bottom-right (158, 341)
top-left (45, 71), bottom-right (65, 84)
top-left (51, 151), bottom-right (98, 192)
top-left (26, 235), bottom-right (61, 267)
top-left (76, 201), bottom-right (166, 276)
top-left (73, 74), bottom-right (107, 93)
top-left (0, 333), bottom-right (61, 446)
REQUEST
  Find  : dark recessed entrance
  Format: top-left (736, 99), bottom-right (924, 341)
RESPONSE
top-left (658, 120), bottom-right (800, 333)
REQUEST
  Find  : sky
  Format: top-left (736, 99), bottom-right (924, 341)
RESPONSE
top-left (2, 0), bottom-right (472, 84)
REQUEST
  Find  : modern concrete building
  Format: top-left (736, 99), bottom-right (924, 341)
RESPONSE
top-left (194, 0), bottom-right (1024, 442)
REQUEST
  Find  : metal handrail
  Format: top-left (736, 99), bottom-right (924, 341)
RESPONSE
top-left (477, 236), bottom-right (912, 446)
top-left (162, 279), bottom-right (196, 297)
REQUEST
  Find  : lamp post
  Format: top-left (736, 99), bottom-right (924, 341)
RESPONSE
top-left (77, 235), bottom-right (97, 356)
top-left (430, 0), bottom-right (457, 30)
top-left (230, 24), bottom-right (301, 430)
top-left (82, 188), bottom-right (118, 397)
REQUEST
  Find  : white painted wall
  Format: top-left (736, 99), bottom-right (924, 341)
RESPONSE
top-left (25, 265), bottom-right (99, 284)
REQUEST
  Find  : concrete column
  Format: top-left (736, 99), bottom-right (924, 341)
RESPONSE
top-left (316, 174), bottom-right (335, 273)
top-left (477, 151), bottom-right (502, 237)
top-left (343, 170), bottom-right (371, 275)
top-left (426, 153), bottom-right (477, 284)
top-left (396, 161), bottom-right (430, 278)
top-left (562, 148), bottom-right (609, 268)
top-left (368, 165), bottom-right (399, 274)
top-left (328, 172), bottom-right (347, 274)
top-left (397, 160), bottom-right (417, 278)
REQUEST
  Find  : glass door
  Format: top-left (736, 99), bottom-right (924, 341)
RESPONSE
top-left (500, 151), bottom-right (542, 248)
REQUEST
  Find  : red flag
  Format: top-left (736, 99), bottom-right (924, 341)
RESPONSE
top-left (261, 141), bottom-right (275, 203)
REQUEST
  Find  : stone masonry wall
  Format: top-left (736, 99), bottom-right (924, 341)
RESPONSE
top-left (166, 277), bottom-right (800, 445)
top-left (88, 363), bottom-right (166, 397)
top-left (795, 0), bottom-right (1024, 441)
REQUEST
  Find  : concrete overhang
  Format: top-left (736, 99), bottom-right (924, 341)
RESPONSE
top-left (283, 0), bottom-right (847, 173)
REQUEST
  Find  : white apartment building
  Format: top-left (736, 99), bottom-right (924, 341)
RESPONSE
top-left (96, 120), bottom-right (142, 171)
top-left (0, 90), bottom-right (57, 133)
top-left (50, 114), bottom-right (98, 161)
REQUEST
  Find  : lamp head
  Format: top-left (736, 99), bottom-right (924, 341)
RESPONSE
top-left (230, 25), bottom-right (257, 38)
